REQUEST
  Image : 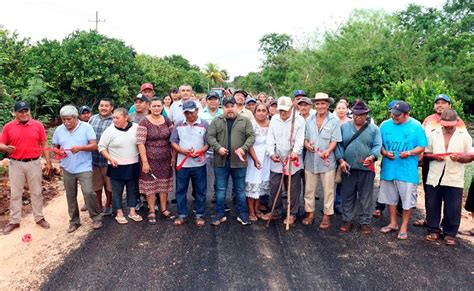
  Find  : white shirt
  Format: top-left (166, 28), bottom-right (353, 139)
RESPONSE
top-left (266, 113), bottom-right (305, 175)
top-left (98, 123), bottom-right (139, 165)
top-left (168, 99), bottom-right (203, 124)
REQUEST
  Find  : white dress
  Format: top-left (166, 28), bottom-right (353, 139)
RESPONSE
top-left (245, 121), bottom-right (271, 198)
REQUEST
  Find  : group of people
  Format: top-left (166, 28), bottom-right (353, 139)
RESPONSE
top-left (1, 84), bottom-right (473, 246)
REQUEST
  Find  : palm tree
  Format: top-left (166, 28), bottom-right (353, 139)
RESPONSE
top-left (203, 63), bottom-right (226, 89)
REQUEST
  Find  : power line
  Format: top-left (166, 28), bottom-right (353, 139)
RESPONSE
top-left (89, 11), bottom-right (105, 31)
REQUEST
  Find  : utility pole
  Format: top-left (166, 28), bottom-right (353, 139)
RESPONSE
top-left (89, 11), bottom-right (105, 31)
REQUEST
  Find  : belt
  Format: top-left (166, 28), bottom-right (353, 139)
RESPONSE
top-left (10, 157), bottom-right (40, 162)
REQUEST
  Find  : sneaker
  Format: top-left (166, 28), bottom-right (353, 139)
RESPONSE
top-left (92, 221), bottom-right (103, 230)
top-left (211, 216), bottom-right (227, 226)
top-left (237, 216), bottom-right (251, 226)
top-left (102, 207), bottom-right (113, 216)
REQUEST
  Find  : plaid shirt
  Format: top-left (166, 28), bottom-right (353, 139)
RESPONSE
top-left (89, 113), bottom-right (113, 167)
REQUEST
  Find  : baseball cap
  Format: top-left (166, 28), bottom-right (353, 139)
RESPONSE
top-left (434, 94), bottom-right (451, 103)
top-left (293, 90), bottom-right (307, 97)
top-left (14, 101), bottom-right (30, 112)
top-left (439, 109), bottom-right (459, 127)
top-left (277, 96), bottom-right (292, 111)
top-left (222, 96), bottom-right (236, 106)
top-left (387, 100), bottom-right (400, 110)
top-left (182, 100), bottom-right (197, 112)
top-left (78, 105), bottom-right (92, 114)
top-left (297, 97), bottom-right (312, 105)
top-left (206, 91), bottom-right (220, 100)
top-left (390, 101), bottom-right (410, 116)
top-left (134, 93), bottom-right (149, 102)
top-left (233, 90), bottom-right (248, 98)
top-left (245, 98), bottom-right (257, 104)
top-left (140, 83), bottom-right (154, 92)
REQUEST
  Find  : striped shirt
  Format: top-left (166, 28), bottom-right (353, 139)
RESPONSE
top-left (89, 114), bottom-right (113, 167)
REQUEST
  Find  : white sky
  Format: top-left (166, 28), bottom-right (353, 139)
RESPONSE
top-left (1, 0), bottom-right (445, 79)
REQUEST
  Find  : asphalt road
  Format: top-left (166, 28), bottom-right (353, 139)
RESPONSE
top-left (42, 181), bottom-right (474, 290)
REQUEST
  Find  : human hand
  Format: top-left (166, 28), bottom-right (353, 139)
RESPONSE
top-left (362, 155), bottom-right (374, 167)
top-left (319, 150), bottom-right (330, 160)
top-left (70, 146), bottom-right (82, 154)
top-left (254, 159), bottom-right (262, 170)
top-left (339, 160), bottom-right (350, 174)
top-left (399, 151), bottom-right (411, 159)
top-left (271, 154), bottom-right (281, 163)
top-left (109, 158), bottom-right (118, 168)
top-left (385, 151), bottom-right (395, 160)
top-left (218, 147), bottom-right (229, 157)
top-left (2, 145), bottom-right (15, 154)
top-left (305, 141), bottom-right (315, 153)
top-left (142, 162), bottom-right (150, 174)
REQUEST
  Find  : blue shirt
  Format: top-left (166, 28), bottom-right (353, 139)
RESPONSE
top-left (170, 118), bottom-right (209, 168)
top-left (380, 118), bottom-right (427, 184)
top-left (304, 112), bottom-right (341, 173)
top-left (52, 121), bottom-right (96, 174)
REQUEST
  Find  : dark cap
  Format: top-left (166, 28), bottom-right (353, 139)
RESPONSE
top-left (222, 96), bottom-right (236, 106)
top-left (390, 101), bottom-right (410, 116)
top-left (434, 94), bottom-right (451, 103)
top-left (78, 105), bottom-right (92, 114)
top-left (233, 90), bottom-right (248, 98)
top-left (134, 93), bottom-right (149, 102)
top-left (297, 97), bottom-right (312, 105)
top-left (267, 99), bottom-right (277, 107)
top-left (182, 100), bottom-right (197, 112)
top-left (245, 97), bottom-right (257, 104)
top-left (206, 91), bottom-right (220, 100)
top-left (388, 100), bottom-right (400, 110)
top-left (14, 101), bottom-right (30, 112)
top-left (293, 90), bottom-right (307, 97)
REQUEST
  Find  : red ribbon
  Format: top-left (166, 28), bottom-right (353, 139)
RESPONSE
top-left (424, 152), bottom-right (474, 158)
top-left (316, 147), bottom-right (331, 167)
top-left (360, 159), bottom-right (375, 172)
top-left (22, 233), bottom-right (32, 243)
top-left (5, 147), bottom-right (71, 160)
top-left (235, 149), bottom-right (246, 162)
top-left (176, 150), bottom-right (205, 171)
top-left (282, 156), bottom-right (300, 175)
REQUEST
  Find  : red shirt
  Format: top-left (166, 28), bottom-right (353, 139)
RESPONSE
top-left (1, 119), bottom-right (47, 159)
top-left (422, 113), bottom-right (465, 134)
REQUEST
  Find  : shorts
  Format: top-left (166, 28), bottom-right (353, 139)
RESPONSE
top-left (92, 166), bottom-right (112, 192)
top-left (378, 180), bottom-right (417, 210)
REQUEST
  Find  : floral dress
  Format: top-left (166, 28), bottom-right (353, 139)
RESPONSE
top-left (245, 121), bottom-right (271, 198)
top-left (136, 117), bottom-right (173, 195)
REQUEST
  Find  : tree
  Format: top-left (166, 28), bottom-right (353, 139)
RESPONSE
top-left (258, 33), bottom-right (293, 66)
top-left (203, 63), bottom-right (226, 89)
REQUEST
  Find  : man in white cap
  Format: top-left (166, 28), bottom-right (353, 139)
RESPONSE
top-left (262, 96), bottom-right (305, 225)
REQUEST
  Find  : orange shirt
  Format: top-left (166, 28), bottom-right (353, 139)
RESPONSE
top-left (1, 119), bottom-right (47, 159)
top-left (422, 113), bottom-right (465, 135)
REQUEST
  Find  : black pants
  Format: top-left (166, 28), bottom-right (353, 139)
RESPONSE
top-left (341, 170), bottom-right (375, 225)
top-left (269, 170), bottom-right (301, 216)
top-left (425, 184), bottom-right (463, 237)
top-left (464, 177), bottom-right (474, 212)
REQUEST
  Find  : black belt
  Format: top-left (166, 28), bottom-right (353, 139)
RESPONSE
top-left (10, 157), bottom-right (40, 162)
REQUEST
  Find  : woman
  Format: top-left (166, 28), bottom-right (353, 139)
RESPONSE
top-left (424, 110), bottom-right (472, 246)
top-left (163, 95), bottom-right (173, 117)
top-left (334, 99), bottom-right (352, 214)
top-left (98, 108), bottom-right (142, 224)
top-left (136, 98), bottom-right (175, 224)
top-left (246, 102), bottom-right (271, 221)
top-left (256, 92), bottom-right (268, 104)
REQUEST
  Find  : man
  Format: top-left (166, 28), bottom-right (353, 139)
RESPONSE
top-left (208, 96), bottom-right (255, 226)
top-left (129, 83), bottom-right (155, 114)
top-left (168, 84), bottom-right (203, 124)
top-left (233, 90), bottom-right (254, 120)
top-left (129, 93), bottom-right (150, 124)
top-left (262, 96), bottom-right (305, 225)
top-left (78, 105), bottom-right (92, 122)
top-left (199, 91), bottom-right (222, 124)
top-left (336, 100), bottom-right (382, 234)
top-left (1, 101), bottom-right (51, 235)
top-left (414, 94), bottom-right (466, 227)
top-left (88, 98), bottom-right (114, 215)
top-left (302, 93), bottom-right (341, 228)
top-left (297, 97), bottom-right (315, 121)
top-left (52, 105), bottom-right (103, 233)
top-left (170, 101), bottom-right (209, 226)
top-left (378, 101), bottom-right (426, 240)
top-left (245, 97), bottom-right (257, 113)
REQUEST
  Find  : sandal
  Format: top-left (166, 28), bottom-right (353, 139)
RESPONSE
top-left (162, 209), bottom-right (176, 220)
top-left (413, 219), bottom-right (427, 227)
top-left (249, 215), bottom-right (258, 222)
top-left (147, 213), bottom-right (156, 225)
top-left (302, 213), bottom-right (315, 226)
top-left (128, 214), bottom-right (143, 222)
top-left (372, 210), bottom-right (382, 218)
top-left (319, 215), bottom-right (330, 229)
top-left (115, 216), bottom-right (128, 224)
top-left (424, 233), bottom-right (440, 242)
top-left (195, 217), bottom-right (205, 227)
top-left (458, 229), bottom-right (474, 236)
top-left (397, 232), bottom-right (408, 240)
top-left (255, 212), bottom-right (264, 219)
top-left (173, 217), bottom-right (186, 226)
top-left (444, 236), bottom-right (457, 246)
top-left (380, 225), bottom-right (399, 234)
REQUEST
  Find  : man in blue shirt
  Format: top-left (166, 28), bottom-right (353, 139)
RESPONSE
top-left (52, 105), bottom-right (103, 233)
top-left (378, 101), bottom-right (426, 240)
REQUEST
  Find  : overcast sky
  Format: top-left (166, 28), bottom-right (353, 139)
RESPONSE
top-left (1, 0), bottom-right (445, 79)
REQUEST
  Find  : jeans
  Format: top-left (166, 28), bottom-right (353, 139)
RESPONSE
top-left (214, 160), bottom-right (248, 219)
top-left (425, 184), bottom-right (463, 237)
top-left (111, 177), bottom-right (139, 211)
top-left (175, 165), bottom-right (207, 218)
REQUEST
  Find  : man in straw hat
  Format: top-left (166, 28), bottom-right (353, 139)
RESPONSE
top-left (262, 96), bottom-right (305, 225)
top-left (302, 92), bottom-right (341, 229)
top-left (336, 99), bottom-right (381, 234)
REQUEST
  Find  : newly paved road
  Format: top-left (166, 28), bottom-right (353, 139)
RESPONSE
top-left (42, 184), bottom-right (474, 290)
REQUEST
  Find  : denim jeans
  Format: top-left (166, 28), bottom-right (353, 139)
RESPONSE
top-left (175, 165), bottom-right (207, 218)
top-left (214, 160), bottom-right (248, 219)
top-left (111, 178), bottom-right (139, 211)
